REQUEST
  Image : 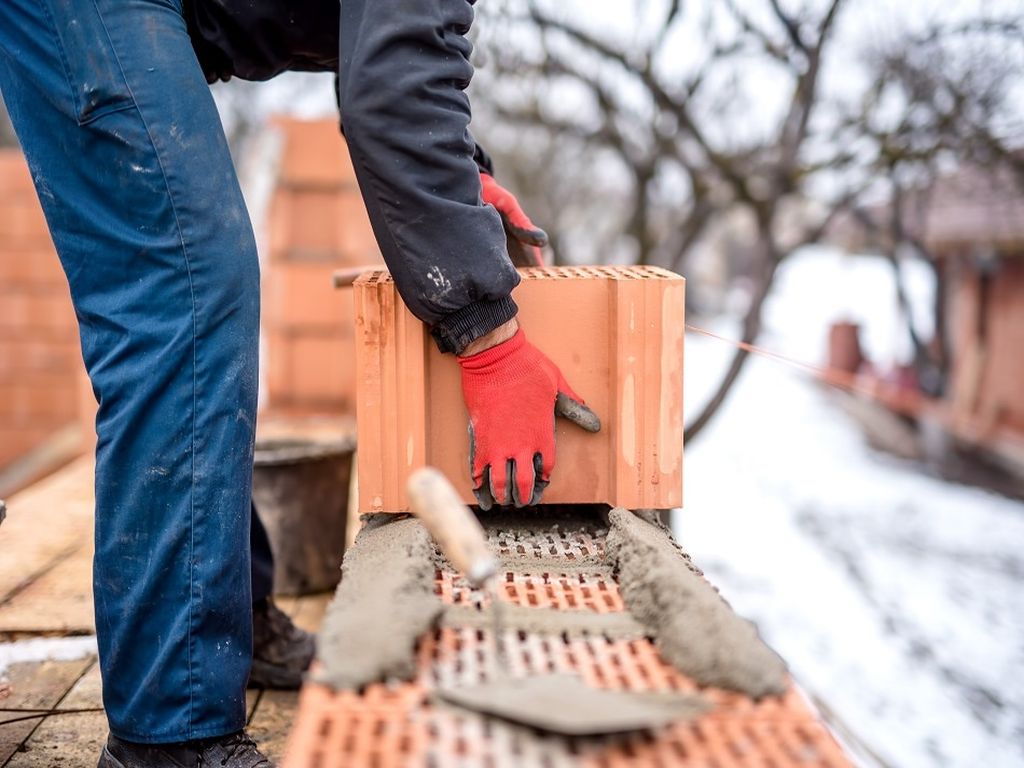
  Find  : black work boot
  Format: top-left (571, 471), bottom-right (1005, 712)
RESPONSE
top-left (97, 731), bottom-right (272, 767)
top-left (248, 597), bottom-right (315, 689)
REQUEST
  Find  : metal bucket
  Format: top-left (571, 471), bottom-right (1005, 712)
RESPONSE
top-left (252, 436), bottom-right (355, 595)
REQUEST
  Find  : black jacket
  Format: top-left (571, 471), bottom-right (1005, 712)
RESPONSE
top-left (184, 0), bottom-right (518, 353)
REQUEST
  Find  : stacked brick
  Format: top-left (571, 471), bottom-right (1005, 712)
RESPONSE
top-left (0, 151), bottom-right (83, 470)
top-left (262, 118), bottom-right (381, 416)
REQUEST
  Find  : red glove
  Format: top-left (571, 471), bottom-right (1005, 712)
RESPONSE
top-left (459, 328), bottom-right (600, 509)
top-left (480, 172), bottom-right (548, 267)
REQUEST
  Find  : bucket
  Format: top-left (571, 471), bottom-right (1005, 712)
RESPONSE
top-left (252, 436), bottom-right (355, 595)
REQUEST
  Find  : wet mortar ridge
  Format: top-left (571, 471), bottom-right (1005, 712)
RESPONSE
top-left (313, 513), bottom-right (443, 690)
top-left (606, 507), bottom-right (788, 698)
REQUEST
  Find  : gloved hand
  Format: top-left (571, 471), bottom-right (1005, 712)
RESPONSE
top-left (459, 327), bottom-right (600, 509)
top-left (480, 172), bottom-right (548, 267)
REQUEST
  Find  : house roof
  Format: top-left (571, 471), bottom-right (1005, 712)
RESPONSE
top-left (906, 163), bottom-right (1024, 256)
top-left (826, 161), bottom-right (1024, 258)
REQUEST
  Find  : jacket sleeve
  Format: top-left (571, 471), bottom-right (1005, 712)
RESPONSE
top-left (338, 0), bottom-right (520, 354)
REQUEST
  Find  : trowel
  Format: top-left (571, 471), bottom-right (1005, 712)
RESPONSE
top-left (406, 468), bottom-right (707, 736)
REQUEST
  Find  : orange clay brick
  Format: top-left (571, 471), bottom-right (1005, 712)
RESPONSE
top-left (353, 266), bottom-right (685, 512)
top-left (272, 116), bottom-right (360, 189)
top-left (265, 261), bottom-right (354, 331)
top-left (282, 631), bottom-right (851, 768)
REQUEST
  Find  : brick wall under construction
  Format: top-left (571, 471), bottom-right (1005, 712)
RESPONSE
top-left (0, 151), bottom-right (82, 471)
top-left (0, 118), bottom-right (381, 476)
top-left (262, 117), bottom-right (381, 416)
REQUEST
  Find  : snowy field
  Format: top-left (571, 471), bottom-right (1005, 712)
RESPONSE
top-left (675, 249), bottom-right (1024, 767)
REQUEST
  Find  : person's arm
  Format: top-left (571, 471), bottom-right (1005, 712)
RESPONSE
top-left (340, 0), bottom-right (600, 507)
top-left (338, 0), bottom-right (518, 354)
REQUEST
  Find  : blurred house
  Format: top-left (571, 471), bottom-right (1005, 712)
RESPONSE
top-left (906, 163), bottom-right (1024, 446)
top-left (828, 161), bottom-right (1024, 478)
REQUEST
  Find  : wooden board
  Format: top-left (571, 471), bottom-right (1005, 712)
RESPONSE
top-left (7, 661), bottom-right (104, 768)
top-left (247, 689), bottom-right (299, 763)
top-left (0, 459), bottom-right (94, 606)
top-left (0, 543), bottom-right (94, 634)
top-left (0, 658), bottom-right (95, 764)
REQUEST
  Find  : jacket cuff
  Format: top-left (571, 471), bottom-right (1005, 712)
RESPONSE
top-left (431, 296), bottom-right (519, 355)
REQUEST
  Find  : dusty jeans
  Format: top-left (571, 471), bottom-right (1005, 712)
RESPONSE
top-left (0, 0), bottom-right (259, 743)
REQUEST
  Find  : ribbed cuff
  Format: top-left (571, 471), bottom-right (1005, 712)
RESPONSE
top-left (431, 296), bottom-right (519, 355)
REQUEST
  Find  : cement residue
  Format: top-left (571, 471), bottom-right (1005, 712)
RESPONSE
top-left (607, 508), bottom-right (787, 698)
top-left (314, 514), bottom-right (443, 690)
top-left (495, 555), bottom-right (612, 575)
top-left (442, 602), bottom-right (646, 640)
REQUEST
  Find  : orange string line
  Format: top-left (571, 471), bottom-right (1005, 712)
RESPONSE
top-left (683, 323), bottom-right (906, 402)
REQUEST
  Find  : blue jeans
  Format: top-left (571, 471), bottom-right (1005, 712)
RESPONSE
top-left (0, 0), bottom-right (259, 743)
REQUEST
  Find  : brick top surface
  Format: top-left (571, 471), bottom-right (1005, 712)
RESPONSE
top-left (354, 265), bottom-right (684, 287)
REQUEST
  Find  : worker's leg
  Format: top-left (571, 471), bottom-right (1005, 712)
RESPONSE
top-left (0, 0), bottom-right (258, 744)
top-left (250, 503), bottom-right (274, 603)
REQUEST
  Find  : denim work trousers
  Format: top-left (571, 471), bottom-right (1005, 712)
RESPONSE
top-left (0, 0), bottom-right (260, 743)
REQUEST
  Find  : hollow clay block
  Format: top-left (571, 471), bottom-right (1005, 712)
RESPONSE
top-left (353, 266), bottom-right (685, 512)
top-left (607, 508), bottom-right (788, 698)
top-left (313, 514), bottom-right (443, 690)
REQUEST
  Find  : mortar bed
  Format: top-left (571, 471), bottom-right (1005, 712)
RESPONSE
top-left (285, 514), bottom-right (851, 767)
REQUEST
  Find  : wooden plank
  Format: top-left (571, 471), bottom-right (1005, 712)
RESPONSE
top-left (0, 657), bottom-right (94, 764)
top-left (0, 425), bottom-right (84, 502)
top-left (5, 710), bottom-right (106, 768)
top-left (247, 689), bottom-right (298, 763)
top-left (7, 661), bottom-right (104, 768)
top-left (0, 458), bottom-right (93, 605)
top-left (246, 688), bottom-right (261, 723)
top-left (0, 543), bottom-right (94, 634)
top-left (287, 592), bottom-right (331, 634)
top-left (273, 596), bottom-right (301, 620)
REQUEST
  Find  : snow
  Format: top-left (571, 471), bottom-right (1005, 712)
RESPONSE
top-left (0, 636), bottom-right (97, 679)
top-left (674, 247), bottom-right (1024, 767)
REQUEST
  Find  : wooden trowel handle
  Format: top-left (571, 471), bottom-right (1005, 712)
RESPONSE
top-left (407, 467), bottom-right (497, 587)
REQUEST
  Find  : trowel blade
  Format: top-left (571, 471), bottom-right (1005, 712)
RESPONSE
top-left (434, 674), bottom-right (707, 736)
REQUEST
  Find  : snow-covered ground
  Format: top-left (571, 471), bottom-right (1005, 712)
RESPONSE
top-left (674, 248), bottom-right (1024, 768)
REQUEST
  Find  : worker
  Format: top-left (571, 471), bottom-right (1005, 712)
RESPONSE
top-left (0, 0), bottom-right (600, 766)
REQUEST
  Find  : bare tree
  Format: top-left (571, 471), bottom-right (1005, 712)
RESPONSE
top-left (470, 0), bottom-right (1023, 442)
top-left (473, 0), bottom-right (850, 441)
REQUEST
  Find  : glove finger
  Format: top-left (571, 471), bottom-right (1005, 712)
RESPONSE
top-left (530, 453), bottom-right (550, 506)
top-left (489, 459), bottom-right (514, 508)
top-left (468, 421), bottom-right (494, 506)
top-left (505, 220), bottom-right (549, 248)
top-left (473, 465), bottom-right (495, 511)
top-left (480, 173), bottom-right (549, 247)
top-left (555, 392), bottom-right (601, 433)
top-left (505, 233), bottom-right (545, 268)
top-left (511, 452), bottom-right (537, 509)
